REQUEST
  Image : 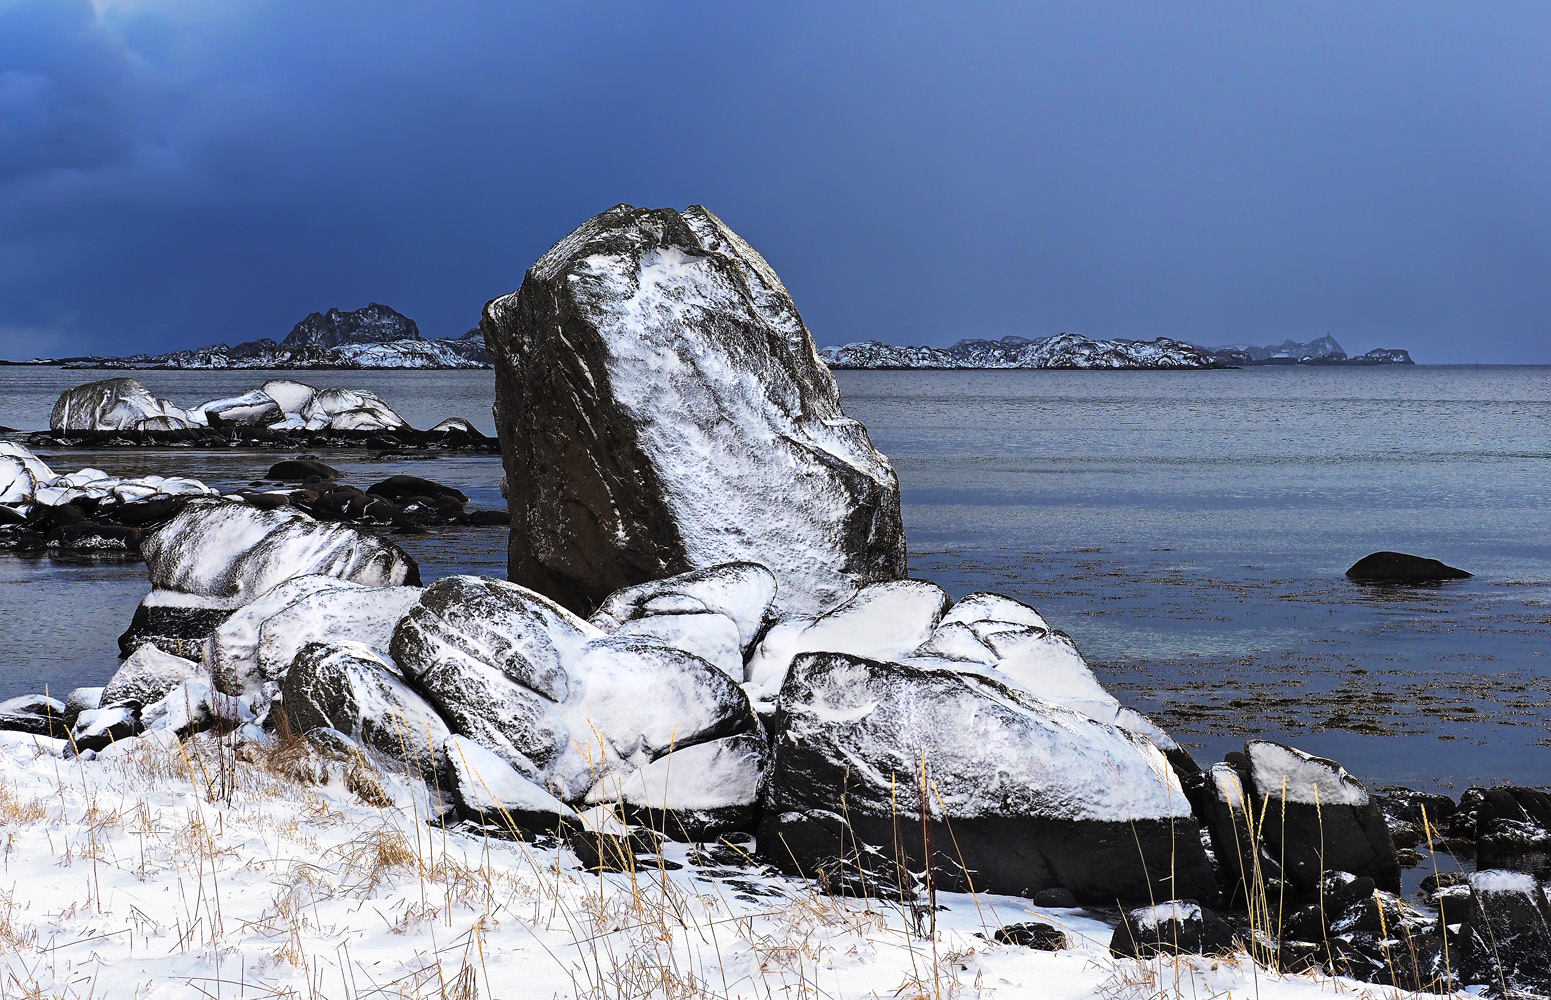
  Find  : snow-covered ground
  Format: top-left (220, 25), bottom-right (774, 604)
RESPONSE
top-left (0, 730), bottom-right (1432, 999)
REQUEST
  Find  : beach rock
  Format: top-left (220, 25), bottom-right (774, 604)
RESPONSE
top-left (587, 730), bottom-right (769, 838)
top-left (608, 612), bottom-right (745, 681)
top-left (196, 390), bottom-right (282, 427)
top-left (391, 575), bottom-right (766, 831)
top-left (101, 644), bottom-right (203, 708)
top-left (69, 704), bottom-right (140, 752)
top-left (759, 651), bottom-right (1213, 904)
top-left (366, 475), bottom-right (468, 504)
top-left (259, 379), bottom-right (317, 415)
top-left (0, 694), bottom-right (68, 738)
top-left (904, 591), bottom-right (1175, 750)
top-left (1454, 871), bottom-right (1551, 995)
top-left (265, 459), bottom-right (340, 482)
top-left (49, 522), bottom-right (142, 552)
top-left (1450, 786), bottom-right (1551, 863)
top-left (1345, 551), bottom-right (1471, 585)
top-left (206, 575), bottom-right (422, 713)
top-left (302, 388), bottom-right (407, 431)
top-left (120, 499), bottom-right (419, 654)
top-left (1109, 901), bottom-right (1236, 958)
top-left (442, 734), bottom-right (576, 834)
top-left (64, 687), bottom-right (103, 725)
top-left (1208, 742), bottom-right (1400, 895)
top-left (483, 203), bottom-right (905, 616)
top-left (1376, 786), bottom-right (1456, 847)
top-left (744, 579), bottom-right (950, 700)
top-left (590, 562), bottom-right (778, 653)
top-left (1031, 887), bottom-right (1079, 908)
top-left (140, 679), bottom-right (254, 737)
top-left (280, 641), bottom-right (450, 778)
top-left (50, 378), bottom-right (186, 432)
top-left (993, 922), bottom-right (1069, 951)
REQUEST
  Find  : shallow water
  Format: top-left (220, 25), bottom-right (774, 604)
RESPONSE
top-left (3, 364), bottom-right (1549, 793)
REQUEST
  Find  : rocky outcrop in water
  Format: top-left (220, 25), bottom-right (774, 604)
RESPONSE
top-left (483, 203), bottom-right (906, 616)
top-left (46, 304), bottom-right (494, 370)
top-left (32, 378), bottom-right (496, 450)
top-left (822, 334), bottom-right (1226, 369)
top-left (1346, 550), bottom-right (1471, 585)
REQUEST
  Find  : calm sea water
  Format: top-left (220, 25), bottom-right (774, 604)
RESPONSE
top-left (2, 365), bottom-right (1548, 792)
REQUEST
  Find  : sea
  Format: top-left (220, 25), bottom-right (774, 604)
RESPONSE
top-left (2, 364), bottom-right (1548, 794)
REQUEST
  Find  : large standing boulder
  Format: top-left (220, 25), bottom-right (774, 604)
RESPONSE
top-left (482, 203), bottom-right (905, 616)
top-left (760, 651), bottom-right (1214, 904)
top-left (390, 575), bottom-right (768, 834)
top-left (119, 499), bottom-right (420, 655)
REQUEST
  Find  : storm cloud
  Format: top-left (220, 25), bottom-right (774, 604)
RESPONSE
top-left (2, 1), bottom-right (1548, 361)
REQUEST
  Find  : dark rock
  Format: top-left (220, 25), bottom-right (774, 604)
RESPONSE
top-left (1454, 871), bottom-right (1551, 995)
top-left (242, 492), bottom-right (290, 511)
top-left (49, 522), bottom-right (143, 552)
top-left (266, 459), bottom-right (341, 481)
top-left (759, 651), bottom-right (1214, 904)
top-left (0, 694), bottom-right (69, 738)
top-left (118, 604), bottom-right (233, 657)
top-left (1203, 742), bottom-right (1400, 898)
top-left (110, 496), bottom-right (196, 526)
top-left (280, 641), bottom-right (451, 780)
top-left (460, 509), bottom-right (509, 527)
top-left (366, 475), bottom-right (468, 504)
top-left (483, 203), bottom-right (905, 617)
top-left (993, 921), bottom-right (1069, 950)
top-left (69, 704), bottom-right (141, 753)
top-left (0, 505), bottom-right (25, 525)
top-left (1109, 901), bottom-right (1237, 958)
top-left (1031, 887), bottom-right (1079, 908)
top-left (1346, 551), bottom-right (1471, 585)
top-left (1377, 785), bottom-right (1456, 847)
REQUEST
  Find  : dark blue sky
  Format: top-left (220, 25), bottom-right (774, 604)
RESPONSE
top-left (3, 1), bottom-right (1548, 362)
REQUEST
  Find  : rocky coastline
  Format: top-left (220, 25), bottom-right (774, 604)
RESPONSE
top-left (0, 205), bottom-right (1536, 997)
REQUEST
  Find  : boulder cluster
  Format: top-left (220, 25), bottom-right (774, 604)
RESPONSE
top-left (33, 377), bottom-right (496, 451)
top-left (0, 445), bottom-right (502, 558)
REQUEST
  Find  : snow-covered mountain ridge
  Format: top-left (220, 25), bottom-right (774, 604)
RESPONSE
top-left (36, 304), bottom-right (494, 370)
top-left (823, 333), bottom-right (1414, 369)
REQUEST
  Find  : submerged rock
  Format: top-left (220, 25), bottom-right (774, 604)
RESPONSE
top-left (760, 650), bottom-right (1213, 904)
top-left (1345, 551), bottom-right (1471, 584)
top-left (483, 203), bottom-right (905, 616)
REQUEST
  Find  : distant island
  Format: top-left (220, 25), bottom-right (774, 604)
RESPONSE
top-left (821, 333), bottom-right (1413, 370)
top-left (9, 306), bottom-right (1412, 371)
top-left (19, 304), bottom-right (491, 370)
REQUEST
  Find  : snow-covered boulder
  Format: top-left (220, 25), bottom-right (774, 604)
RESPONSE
top-left (205, 575), bottom-right (422, 713)
top-left (119, 499), bottom-right (420, 655)
top-left (1455, 871), bottom-right (1551, 995)
top-left (591, 562), bottom-right (777, 653)
top-left (302, 388), bottom-right (406, 432)
top-left (100, 644), bottom-right (203, 708)
top-left (1, 442), bottom-right (55, 505)
top-left (1109, 901), bottom-right (1237, 958)
top-left (442, 735), bottom-right (578, 833)
top-left (482, 203), bottom-right (906, 617)
top-left (760, 651), bottom-right (1214, 904)
top-left (1202, 742), bottom-right (1399, 896)
top-left (744, 579), bottom-right (950, 701)
top-left (195, 390), bottom-right (282, 427)
top-left (280, 641), bottom-right (449, 779)
top-left (140, 678), bottom-right (254, 737)
top-left (258, 379), bottom-right (317, 415)
top-left (904, 591), bottom-right (1175, 749)
top-left (391, 575), bottom-right (767, 834)
top-left (0, 694), bottom-right (67, 738)
top-left (49, 378), bottom-right (189, 432)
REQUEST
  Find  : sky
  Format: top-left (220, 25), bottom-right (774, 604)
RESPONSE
top-left (2, 1), bottom-right (1548, 363)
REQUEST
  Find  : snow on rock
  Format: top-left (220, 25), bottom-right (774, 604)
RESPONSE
top-left (206, 575), bottom-right (422, 715)
top-left (1109, 900), bottom-right (1237, 958)
top-left (902, 591), bottom-right (1175, 750)
top-left (140, 678), bottom-right (253, 737)
top-left (590, 562), bottom-right (778, 652)
top-left (391, 574), bottom-right (766, 833)
top-left (259, 378), bottom-right (316, 414)
top-left (1201, 741), bottom-right (1400, 896)
top-left (585, 731), bottom-right (769, 838)
top-left (120, 499), bottom-right (420, 656)
top-left (744, 579), bottom-right (950, 701)
top-left (196, 389), bottom-right (282, 427)
top-left (608, 612), bottom-right (745, 680)
top-left (483, 203), bottom-right (906, 617)
top-left (280, 641), bottom-right (450, 779)
top-left (442, 734), bottom-right (578, 832)
top-left (761, 650), bottom-right (1213, 904)
top-left (0, 694), bottom-right (67, 738)
top-left (0, 442), bottom-right (217, 525)
top-left (100, 643), bottom-right (203, 708)
top-left (49, 378), bottom-right (191, 431)
top-left (1456, 870), bottom-right (1551, 994)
